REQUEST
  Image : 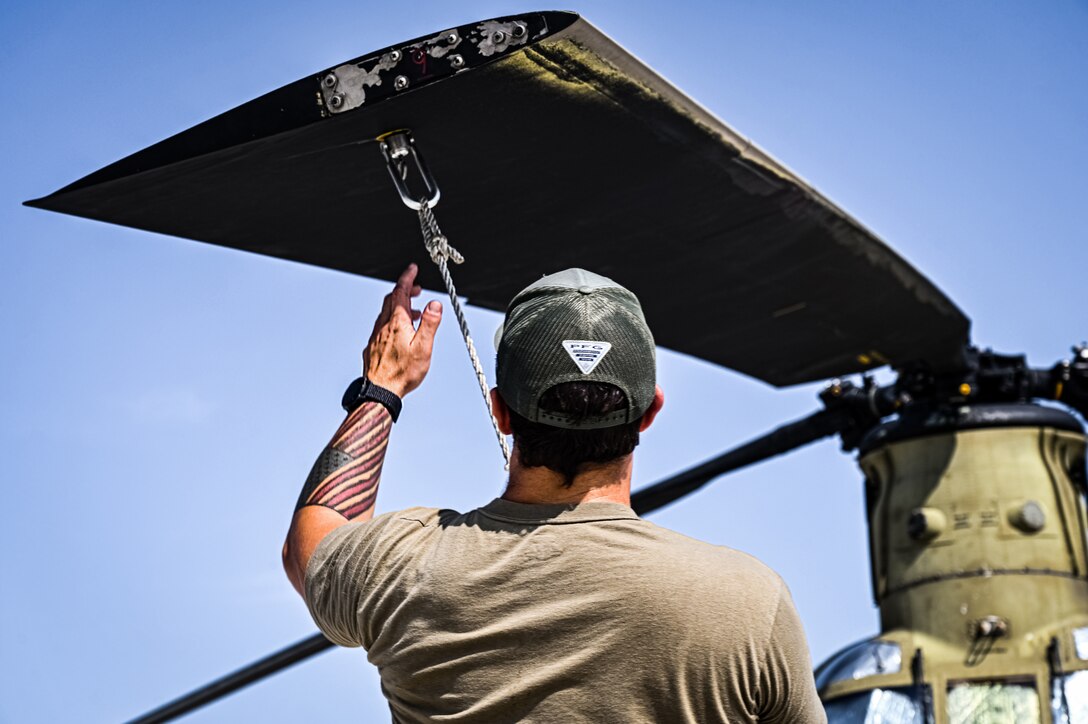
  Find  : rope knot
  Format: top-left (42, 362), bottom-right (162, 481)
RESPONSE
top-left (424, 233), bottom-right (464, 265)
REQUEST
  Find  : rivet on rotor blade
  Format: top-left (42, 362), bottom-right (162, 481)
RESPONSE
top-left (322, 73), bottom-right (337, 88)
top-left (389, 50), bottom-right (402, 62)
top-left (328, 94), bottom-right (345, 109)
top-left (446, 31), bottom-right (459, 44)
top-left (512, 23), bottom-right (527, 38)
top-left (394, 76), bottom-right (409, 91)
top-left (449, 54), bottom-right (464, 69)
top-left (491, 30), bottom-right (506, 44)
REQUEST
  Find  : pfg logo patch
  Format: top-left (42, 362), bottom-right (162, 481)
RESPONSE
top-left (562, 340), bottom-right (612, 374)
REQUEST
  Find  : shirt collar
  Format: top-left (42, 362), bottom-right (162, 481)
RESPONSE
top-left (479, 497), bottom-right (640, 525)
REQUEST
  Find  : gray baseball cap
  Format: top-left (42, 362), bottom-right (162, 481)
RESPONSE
top-left (495, 268), bottom-right (656, 429)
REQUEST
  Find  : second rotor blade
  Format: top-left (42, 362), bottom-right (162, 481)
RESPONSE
top-left (632, 405), bottom-right (851, 514)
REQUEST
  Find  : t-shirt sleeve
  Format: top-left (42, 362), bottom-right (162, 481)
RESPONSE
top-left (757, 582), bottom-right (827, 723)
top-left (303, 508), bottom-right (436, 648)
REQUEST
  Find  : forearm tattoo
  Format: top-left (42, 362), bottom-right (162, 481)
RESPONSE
top-left (295, 402), bottom-right (392, 520)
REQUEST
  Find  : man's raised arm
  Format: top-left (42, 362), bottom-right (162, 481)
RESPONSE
top-left (282, 264), bottom-right (441, 595)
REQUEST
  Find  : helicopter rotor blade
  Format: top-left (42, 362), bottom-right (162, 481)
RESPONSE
top-left (125, 633), bottom-right (334, 724)
top-left (25, 11), bottom-right (970, 384)
top-left (630, 406), bottom-right (855, 514)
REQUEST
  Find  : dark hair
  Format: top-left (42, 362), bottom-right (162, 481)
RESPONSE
top-left (507, 381), bottom-right (642, 487)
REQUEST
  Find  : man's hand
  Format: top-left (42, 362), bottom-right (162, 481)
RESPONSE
top-left (364, 263), bottom-right (443, 397)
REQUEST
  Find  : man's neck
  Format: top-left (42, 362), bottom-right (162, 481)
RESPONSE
top-left (500, 451), bottom-right (633, 506)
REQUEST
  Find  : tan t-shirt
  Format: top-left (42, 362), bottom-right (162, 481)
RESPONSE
top-left (305, 498), bottom-right (826, 723)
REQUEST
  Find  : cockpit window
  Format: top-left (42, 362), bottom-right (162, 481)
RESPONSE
top-left (1052, 669), bottom-right (1088, 723)
top-left (947, 681), bottom-right (1039, 723)
top-left (823, 687), bottom-right (924, 723)
top-left (815, 640), bottom-right (903, 690)
top-left (1073, 627), bottom-right (1088, 661)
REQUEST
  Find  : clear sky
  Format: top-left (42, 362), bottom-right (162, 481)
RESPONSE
top-left (2, 1), bottom-right (1086, 722)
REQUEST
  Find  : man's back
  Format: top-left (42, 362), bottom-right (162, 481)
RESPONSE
top-left (306, 499), bottom-right (825, 723)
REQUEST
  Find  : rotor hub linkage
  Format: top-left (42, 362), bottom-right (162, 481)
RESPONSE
top-left (817, 378), bottom-right (898, 451)
top-left (892, 344), bottom-right (1088, 420)
top-left (805, 343), bottom-right (1088, 456)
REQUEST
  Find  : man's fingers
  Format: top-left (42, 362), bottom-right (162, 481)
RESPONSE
top-left (412, 300), bottom-right (443, 355)
top-left (396, 264), bottom-right (418, 289)
top-left (373, 268), bottom-right (418, 337)
top-left (390, 264), bottom-right (418, 314)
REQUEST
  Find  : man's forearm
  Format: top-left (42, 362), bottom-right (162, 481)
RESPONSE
top-left (283, 400), bottom-right (393, 594)
top-left (295, 401), bottom-right (392, 521)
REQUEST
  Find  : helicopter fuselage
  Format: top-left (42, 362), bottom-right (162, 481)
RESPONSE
top-left (819, 403), bottom-right (1088, 723)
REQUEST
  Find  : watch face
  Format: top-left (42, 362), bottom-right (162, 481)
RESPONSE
top-left (341, 377), bottom-right (367, 411)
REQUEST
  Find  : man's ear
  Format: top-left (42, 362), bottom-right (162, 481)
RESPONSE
top-left (491, 388), bottom-right (513, 435)
top-left (638, 385), bottom-right (665, 432)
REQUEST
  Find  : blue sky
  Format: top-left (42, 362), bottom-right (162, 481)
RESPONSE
top-left (2, 1), bottom-right (1086, 722)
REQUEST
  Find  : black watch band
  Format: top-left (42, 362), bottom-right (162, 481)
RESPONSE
top-left (341, 376), bottom-right (402, 422)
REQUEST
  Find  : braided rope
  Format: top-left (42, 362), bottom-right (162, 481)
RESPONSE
top-left (417, 201), bottom-right (511, 468)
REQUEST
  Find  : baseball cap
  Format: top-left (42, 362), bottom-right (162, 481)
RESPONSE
top-left (495, 268), bottom-right (656, 429)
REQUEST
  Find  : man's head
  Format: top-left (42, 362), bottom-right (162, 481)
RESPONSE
top-left (492, 269), bottom-right (661, 485)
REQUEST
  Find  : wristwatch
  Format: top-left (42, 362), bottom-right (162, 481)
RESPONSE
top-left (341, 376), bottom-right (402, 422)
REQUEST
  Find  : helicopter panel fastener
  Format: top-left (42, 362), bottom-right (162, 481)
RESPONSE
top-left (908, 507), bottom-right (947, 541)
top-left (972, 615), bottom-right (1009, 639)
top-left (1008, 500), bottom-right (1046, 533)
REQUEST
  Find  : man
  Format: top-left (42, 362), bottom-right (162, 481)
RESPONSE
top-left (283, 264), bottom-right (826, 723)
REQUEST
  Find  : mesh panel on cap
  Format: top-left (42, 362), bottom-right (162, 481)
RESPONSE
top-left (496, 272), bottom-right (656, 429)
